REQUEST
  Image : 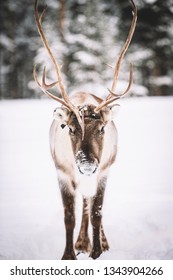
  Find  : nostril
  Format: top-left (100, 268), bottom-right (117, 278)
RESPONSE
top-left (76, 150), bottom-right (87, 163)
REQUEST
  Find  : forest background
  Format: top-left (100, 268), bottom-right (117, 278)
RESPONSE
top-left (0, 0), bottom-right (173, 100)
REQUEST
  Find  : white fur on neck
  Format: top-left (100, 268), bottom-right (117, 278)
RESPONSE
top-left (77, 172), bottom-right (97, 198)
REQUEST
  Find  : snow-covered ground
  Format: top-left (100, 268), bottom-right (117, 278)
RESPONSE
top-left (0, 97), bottom-right (173, 260)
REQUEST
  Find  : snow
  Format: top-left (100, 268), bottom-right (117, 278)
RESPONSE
top-left (145, 0), bottom-right (157, 4)
top-left (128, 49), bottom-right (153, 62)
top-left (66, 34), bottom-right (101, 52)
top-left (74, 51), bottom-right (100, 66)
top-left (151, 76), bottom-right (172, 86)
top-left (0, 97), bottom-right (173, 260)
top-left (0, 34), bottom-right (15, 52)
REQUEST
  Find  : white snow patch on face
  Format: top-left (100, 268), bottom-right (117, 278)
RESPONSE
top-left (76, 150), bottom-right (98, 176)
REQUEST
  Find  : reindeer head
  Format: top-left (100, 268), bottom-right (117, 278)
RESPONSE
top-left (53, 103), bottom-right (116, 175)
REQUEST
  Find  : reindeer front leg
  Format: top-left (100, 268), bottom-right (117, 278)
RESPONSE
top-left (60, 182), bottom-right (76, 260)
top-left (90, 177), bottom-right (108, 259)
top-left (75, 198), bottom-right (92, 253)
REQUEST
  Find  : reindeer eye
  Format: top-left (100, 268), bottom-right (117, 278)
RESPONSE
top-left (99, 126), bottom-right (105, 135)
top-left (69, 127), bottom-right (75, 135)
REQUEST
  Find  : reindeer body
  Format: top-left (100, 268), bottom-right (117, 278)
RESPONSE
top-left (49, 92), bottom-right (117, 259)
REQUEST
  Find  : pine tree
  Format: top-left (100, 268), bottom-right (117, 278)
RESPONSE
top-left (116, 0), bottom-right (173, 96)
top-left (0, 0), bottom-right (39, 98)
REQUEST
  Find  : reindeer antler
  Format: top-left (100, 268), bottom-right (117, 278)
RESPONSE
top-left (95, 0), bottom-right (137, 112)
top-left (34, 0), bottom-right (83, 129)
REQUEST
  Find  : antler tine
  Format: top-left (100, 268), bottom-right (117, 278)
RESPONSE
top-left (95, 64), bottom-right (132, 111)
top-left (94, 96), bottom-right (120, 112)
top-left (39, 5), bottom-right (47, 23)
top-left (107, 63), bottom-right (133, 97)
top-left (33, 65), bottom-right (71, 109)
top-left (33, 64), bottom-right (42, 88)
top-left (42, 66), bottom-right (59, 90)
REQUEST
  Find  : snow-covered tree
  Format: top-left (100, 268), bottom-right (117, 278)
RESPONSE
top-left (0, 0), bottom-right (39, 98)
top-left (116, 0), bottom-right (173, 96)
top-left (1, 0), bottom-right (173, 99)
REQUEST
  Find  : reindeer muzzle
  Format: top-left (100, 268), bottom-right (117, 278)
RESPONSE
top-left (76, 151), bottom-right (98, 176)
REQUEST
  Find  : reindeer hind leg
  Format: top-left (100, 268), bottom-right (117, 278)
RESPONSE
top-left (101, 224), bottom-right (109, 251)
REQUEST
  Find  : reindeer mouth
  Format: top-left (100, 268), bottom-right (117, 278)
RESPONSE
top-left (78, 165), bottom-right (97, 176)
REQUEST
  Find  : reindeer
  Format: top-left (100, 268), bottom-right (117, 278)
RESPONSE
top-left (34, 0), bottom-right (137, 259)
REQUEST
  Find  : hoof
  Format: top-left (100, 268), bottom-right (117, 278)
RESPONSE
top-left (75, 236), bottom-right (92, 253)
top-left (89, 247), bottom-right (102, 259)
top-left (61, 250), bottom-right (77, 260)
top-left (102, 239), bottom-right (109, 251)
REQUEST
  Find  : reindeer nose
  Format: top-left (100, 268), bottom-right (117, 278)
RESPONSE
top-left (79, 163), bottom-right (97, 176)
top-left (76, 151), bottom-right (98, 176)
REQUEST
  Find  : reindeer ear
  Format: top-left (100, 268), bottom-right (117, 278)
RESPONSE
top-left (53, 107), bottom-right (70, 126)
top-left (101, 104), bottom-right (120, 122)
top-left (100, 107), bottom-right (112, 123)
top-left (108, 104), bottom-right (120, 118)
